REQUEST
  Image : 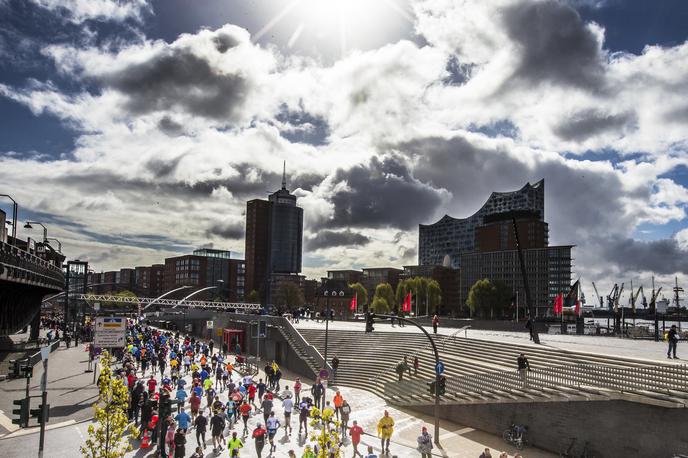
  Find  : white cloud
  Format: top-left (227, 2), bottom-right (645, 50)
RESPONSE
top-left (31, 0), bottom-right (150, 23)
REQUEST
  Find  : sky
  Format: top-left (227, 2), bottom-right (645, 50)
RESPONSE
top-left (1, 0), bottom-right (687, 304)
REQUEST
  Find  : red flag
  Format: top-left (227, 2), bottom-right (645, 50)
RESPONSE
top-left (574, 300), bottom-right (580, 316)
top-left (403, 291), bottom-right (412, 313)
top-left (349, 293), bottom-right (357, 312)
top-left (554, 293), bottom-right (563, 314)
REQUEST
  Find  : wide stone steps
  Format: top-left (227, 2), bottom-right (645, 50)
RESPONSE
top-left (298, 328), bottom-right (688, 407)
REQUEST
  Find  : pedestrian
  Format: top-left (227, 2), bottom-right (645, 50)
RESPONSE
top-left (173, 428), bottom-right (186, 458)
top-left (174, 407), bottom-right (191, 433)
top-left (517, 353), bottom-right (531, 387)
top-left (311, 379), bottom-right (324, 409)
top-left (298, 400), bottom-right (309, 435)
top-left (479, 448), bottom-right (492, 458)
top-left (253, 423), bottom-right (267, 457)
top-left (190, 446), bottom-right (204, 458)
top-left (239, 399), bottom-right (252, 433)
top-left (210, 411), bottom-right (226, 452)
top-left (417, 426), bottom-right (433, 458)
top-left (525, 316), bottom-right (535, 341)
top-left (364, 445), bottom-right (378, 458)
top-left (349, 420), bottom-right (364, 457)
top-left (266, 411), bottom-right (281, 453)
top-left (261, 394), bottom-right (273, 426)
top-left (668, 324), bottom-right (679, 359)
top-left (395, 361), bottom-right (406, 381)
top-left (333, 390), bottom-right (344, 420)
top-left (331, 356), bottom-right (340, 380)
top-left (432, 315), bottom-right (439, 334)
top-left (376, 410), bottom-right (395, 454)
top-left (283, 394), bottom-right (294, 434)
top-left (413, 356), bottom-right (419, 376)
top-left (228, 431), bottom-right (243, 456)
top-left (294, 378), bottom-right (302, 404)
top-left (194, 410), bottom-right (207, 449)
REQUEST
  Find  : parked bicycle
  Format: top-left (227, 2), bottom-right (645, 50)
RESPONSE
top-left (502, 423), bottom-right (527, 450)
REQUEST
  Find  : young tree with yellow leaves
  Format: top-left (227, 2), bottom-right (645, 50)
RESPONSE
top-left (80, 351), bottom-right (138, 458)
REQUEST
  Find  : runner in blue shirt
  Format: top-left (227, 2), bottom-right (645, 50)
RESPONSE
top-left (175, 407), bottom-right (192, 433)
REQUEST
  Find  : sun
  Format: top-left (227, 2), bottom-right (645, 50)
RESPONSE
top-left (252, 0), bottom-right (413, 56)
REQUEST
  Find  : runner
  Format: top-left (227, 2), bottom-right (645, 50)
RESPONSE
top-left (377, 410), bottom-right (395, 454)
top-left (239, 399), bottom-right (252, 433)
top-left (210, 410), bottom-right (226, 453)
top-left (228, 431), bottom-right (244, 457)
top-left (252, 423), bottom-right (268, 458)
top-left (349, 420), bottom-right (364, 457)
top-left (265, 411), bottom-right (281, 453)
top-left (282, 394), bottom-right (294, 435)
top-left (194, 410), bottom-right (207, 450)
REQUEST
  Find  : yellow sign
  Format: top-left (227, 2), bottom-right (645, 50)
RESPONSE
top-left (216, 328), bottom-right (222, 337)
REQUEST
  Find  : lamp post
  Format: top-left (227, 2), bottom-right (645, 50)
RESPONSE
top-left (0, 194), bottom-right (18, 244)
top-left (24, 221), bottom-right (48, 242)
top-left (322, 286), bottom-right (344, 402)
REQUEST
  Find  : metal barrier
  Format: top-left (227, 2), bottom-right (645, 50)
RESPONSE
top-left (9, 340), bottom-right (60, 377)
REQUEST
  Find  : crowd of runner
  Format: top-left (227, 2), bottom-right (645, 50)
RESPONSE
top-left (107, 319), bottom-right (422, 458)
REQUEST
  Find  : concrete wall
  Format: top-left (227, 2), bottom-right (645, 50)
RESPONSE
top-left (414, 400), bottom-right (688, 457)
top-left (157, 310), bottom-right (317, 381)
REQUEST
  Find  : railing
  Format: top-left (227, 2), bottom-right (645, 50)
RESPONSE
top-left (275, 317), bottom-right (329, 374)
top-left (9, 339), bottom-right (61, 378)
top-left (0, 241), bottom-right (64, 290)
top-left (81, 294), bottom-right (261, 311)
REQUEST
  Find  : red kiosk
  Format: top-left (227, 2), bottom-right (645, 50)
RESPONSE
top-left (222, 328), bottom-right (245, 354)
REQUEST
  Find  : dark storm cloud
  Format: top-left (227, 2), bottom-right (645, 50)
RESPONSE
top-left (275, 104), bottom-right (330, 146)
top-left (213, 31), bottom-right (240, 53)
top-left (323, 155), bottom-right (449, 230)
top-left (158, 116), bottom-right (184, 136)
top-left (305, 229), bottom-right (371, 251)
top-left (206, 221), bottom-right (244, 239)
top-left (602, 237), bottom-right (688, 274)
top-left (553, 110), bottom-right (636, 141)
top-left (502, 0), bottom-right (605, 89)
top-left (99, 35), bottom-right (249, 120)
top-left (146, 154), bottom-right (185, 178)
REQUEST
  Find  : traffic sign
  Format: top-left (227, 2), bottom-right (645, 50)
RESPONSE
top-left (206, 320), bottom-right (214, 329)
top-left (435, 361), bottom-right (445, 375)
top-left (319, 369), bottom-right (329, 380)
top-left (94, 317), bottom-right (126, 348)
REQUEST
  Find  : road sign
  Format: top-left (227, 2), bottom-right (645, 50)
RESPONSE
top-left (94, 317), bottom-right (127, 348)
top-left (435, 361), bottom-right (445, 375)
top-left (206, 320), bottom-right (214, 329)
top-left (319, 369), bottom-right (329, 380)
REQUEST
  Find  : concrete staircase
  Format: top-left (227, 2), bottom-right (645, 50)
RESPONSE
top-left (298, 328), bottom-right (688, 408)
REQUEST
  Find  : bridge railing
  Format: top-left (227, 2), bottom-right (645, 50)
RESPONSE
top-left (0, 240), bottom-right (64, 289)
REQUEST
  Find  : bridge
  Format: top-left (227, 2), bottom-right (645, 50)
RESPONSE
top-left (74, 294), bottom-right (261, 312)
top-left (0, 241), bottom-right (65, 336)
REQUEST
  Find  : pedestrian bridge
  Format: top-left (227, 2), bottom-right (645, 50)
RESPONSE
top-left (0, 241), bottom-right (64, 335)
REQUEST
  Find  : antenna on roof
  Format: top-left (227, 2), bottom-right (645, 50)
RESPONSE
top-left (282, 160), bottom-right (287, 190)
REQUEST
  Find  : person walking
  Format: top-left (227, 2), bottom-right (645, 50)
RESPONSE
top-left (283, 394), bottom-right (294, 435)
top-left (377, 410), bottom-right (395, 455)
top-left (349, 420), bottom-right (364, 457)
top-left (193, 410), bottom-right (207, 449)
top-left (173, 428), bottom-right (186, 458)
top-left (228, 431), bottom-right (243, 457)
top-left (210, 411), bottom-right (226, 453)
top-left (417, 426), bottom-right (433, 458)
top-left (253, 423), bottom-right (267, 458)
top-left (479, 448), bottom-right (492, 458)
top-left (298, 400), bottom-right (309, 435)
top-left (668, 324), bottom-right (680, 359)
top-left (413, 356), bottom-right (419, 376)
top-left (432, 315), bottom-right (439, 334)
top-left (517, 353), bottom-right (531, 387)
top-left (294, 378), bottom-right (302, 404)
top-left (333, 391), bottom-right (344, 420)
top-left (331, 356), bottom-right (340, 381)
top-left (340, 400), bottom-right (351, 436)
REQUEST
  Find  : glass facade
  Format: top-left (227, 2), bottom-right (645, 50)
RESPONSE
top-left (419, 180), bottom-right (545, 268)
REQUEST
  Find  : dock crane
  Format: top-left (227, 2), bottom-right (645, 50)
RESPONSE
top-left (607, 283), bottom-right (624, 311)
top-left (592, 282), bottom-right (602, 308)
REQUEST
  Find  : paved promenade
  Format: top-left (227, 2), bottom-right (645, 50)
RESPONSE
top-left (293, 319), bottom-right (680, 363)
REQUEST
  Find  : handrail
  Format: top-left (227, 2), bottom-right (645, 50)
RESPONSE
top-left (278, 318), bottom-right (330, 373)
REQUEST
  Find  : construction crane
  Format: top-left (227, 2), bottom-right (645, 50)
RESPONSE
top-left (592, 282), bottom-right (602, 308)
top-left (607, 283), bottom-right (624, 311)
top-left (630, 284), bottom-right (644, 314)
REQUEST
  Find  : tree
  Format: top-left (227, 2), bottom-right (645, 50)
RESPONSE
top-left (395, 280), bottom-right (410, 312)
top-left (348, 283), bottom-right (368, 309)
top-left (373, 283), bottom-right (395, 312)
top-left (277, 282), bottom-right (304, 310)
top-left (247, 289), bottom-right (260, 303)
top-left (427, 279), bottom-right (442, 315)
top-left (370, 296), bottom-right (390, 313)
top-left (466, 279), bottom-right (512, 319)
top-left (81, 351), bottom-right (138, 458)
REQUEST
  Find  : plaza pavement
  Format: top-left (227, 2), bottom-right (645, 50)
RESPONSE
top-left (0, 342), bottom-right (554, 457)
top-left (292, 318), bottom-right (681, 363)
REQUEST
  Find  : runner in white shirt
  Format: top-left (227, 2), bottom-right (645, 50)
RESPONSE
top-left (242, 374), bottom-right (253, 386)
top-left (265, 411), bottom-right (281, 452)
top-left (282, 394), bottom-right (294, 435)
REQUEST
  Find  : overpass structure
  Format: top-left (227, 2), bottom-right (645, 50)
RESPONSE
top-left (0, 241), bottom-right (64, 335)
top-left (75, 294), bottom-right (262, 312)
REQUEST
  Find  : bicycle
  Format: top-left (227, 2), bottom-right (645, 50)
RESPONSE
top-left (502, 423), bottom-right (527, 450)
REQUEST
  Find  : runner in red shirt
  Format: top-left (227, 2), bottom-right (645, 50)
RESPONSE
top-left (239, 401), bottom-right (252, 434)
top-left (147, 375), bottom-right (157, 393)
top-left (248, 383), bottom-right (257, 407)
top-left (349, 420), bottom-right (364, 457)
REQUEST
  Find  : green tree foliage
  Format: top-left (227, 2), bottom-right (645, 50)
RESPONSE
top-left (370, 296), bottom-right (390, 313)
top-left (373, 283), bottom-right (395, 312)
top-left (348, 282), bottom-right (368, 308)
top-left (396, 277), bottom-right (442, 315)
top-left (81, 351), bottom-right (138, 458)
top-left (247, 289), bottom-right (260, 303)
top-left (427, 279), bottom-right (442, 314)
top-left (277, 282), bottom-right (305, 310)
top-left (466, 279), bottom-right (512, 319)
top-left (395, 280), bottom-right (410, 311)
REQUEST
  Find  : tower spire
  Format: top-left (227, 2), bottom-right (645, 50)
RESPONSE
top-left (282, 160), bottom-right (287, 190)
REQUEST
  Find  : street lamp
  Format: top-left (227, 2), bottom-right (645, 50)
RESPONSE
top-left (24, 221), bottom-right (48, 242)
top-left (322, 286), bottom-right (344, 402)
top-left (0, 194), bottom-right (18, 244)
